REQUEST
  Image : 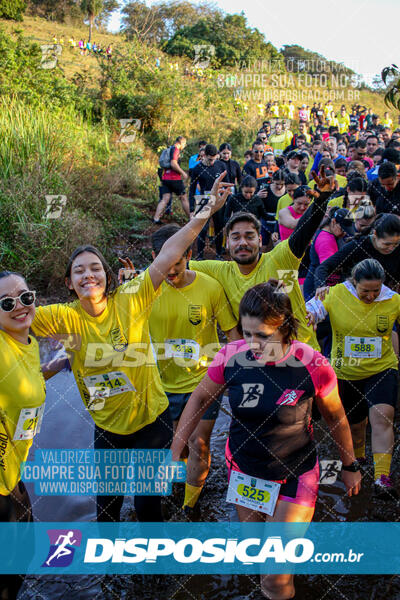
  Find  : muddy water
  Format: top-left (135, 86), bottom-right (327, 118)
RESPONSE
top-left (18, 374), bottom-right (400, 599)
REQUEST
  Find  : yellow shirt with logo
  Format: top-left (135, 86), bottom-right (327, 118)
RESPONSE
top-left (32, 269), bottom-right (168, 435)
top-left (322, 282), bottom-right (400, 380)
top-left (149, 272), bottom-right (237, 393)
top-left (383, 118), bottom-right (393, 128)
top-left (0, 332), bottom-right (46, 496)
top-left (190, 244), bottom-right (319, 350)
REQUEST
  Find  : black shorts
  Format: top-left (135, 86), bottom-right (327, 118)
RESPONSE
top-left (160, 179), bottom-right (185, 196)
top-left (338, 368), bottom-right (398, 424)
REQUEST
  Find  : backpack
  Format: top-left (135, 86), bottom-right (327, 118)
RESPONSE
top-left (159, 146), bottom-right (173, 169)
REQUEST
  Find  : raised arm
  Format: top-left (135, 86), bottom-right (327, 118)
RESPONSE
top-left (313, 239), bottom-right (359, 290)
top-left (288, 168), bottom-right (335, 259)
top-left (149, 172), bottom-right (231, 290)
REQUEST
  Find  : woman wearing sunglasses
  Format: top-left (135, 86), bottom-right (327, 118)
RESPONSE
top-left (31, 175), bottom-right (231, 523)
top-left (0, 271), bottom-right (46, 599)
top-left (172, 280), bottom-right (360, 600)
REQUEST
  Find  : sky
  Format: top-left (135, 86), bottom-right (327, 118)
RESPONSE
top-left (109, 0), bottom-right (400, 82)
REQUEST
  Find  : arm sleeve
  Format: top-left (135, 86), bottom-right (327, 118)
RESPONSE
top-left (308, 350), bottom-right (338, 399)
top-left (288, 191), bottom-right (331, 259)
top-left (310, 151), bottom-right (322, 178)
top-left (223, 197), bottom-right (233, 225)
top-left (207, 341), bottom-right (245, 384)
top-left (242, 162), bottom-right (252, 177)
top-left (207, 345), bottom-right (228, 384)
top-left (314, 231), bottom-right (338, 264)
top-left (235, 162), bottom-right (242, 185)
top-left (31, 304), bottom-right (64, 337)
top-left (314, 240), bottom-right (360, 289)
top-left (212, 283), bottom-right (238, 331)
top-left (305, 297), bottom-right (328, 323)
top-left (189, 166), bottom-right (199, 210)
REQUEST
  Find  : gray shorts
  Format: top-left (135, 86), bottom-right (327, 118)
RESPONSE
top-left (167, 392), bottom-right (220, 422)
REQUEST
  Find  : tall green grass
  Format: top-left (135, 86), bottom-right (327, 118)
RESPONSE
top-left (0, 98), bottom-right (112, 180)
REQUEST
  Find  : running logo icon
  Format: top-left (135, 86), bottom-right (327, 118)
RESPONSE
top-left (238, 383), bottom-right (264, 408)
top-left (276, 389), bottom-right (305, 406)
top-left (42, 529), bottom-right (82, 567)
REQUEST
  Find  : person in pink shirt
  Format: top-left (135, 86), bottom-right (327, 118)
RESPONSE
top-left (278, 186), bottom-right (312, 241)
top-left (303, 206), bottom-right (354, 300)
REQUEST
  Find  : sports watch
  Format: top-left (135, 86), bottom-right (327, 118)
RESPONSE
top-left (341, 460), bottom-right (361, 472)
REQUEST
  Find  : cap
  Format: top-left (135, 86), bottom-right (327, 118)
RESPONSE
top-left (332, 208), bottom-right (354, 235)
top-left (287, 150), bottom-right (301, 160)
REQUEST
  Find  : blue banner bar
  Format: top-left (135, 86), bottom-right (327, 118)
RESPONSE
top-left (0, 522), bottom-right (399, 574)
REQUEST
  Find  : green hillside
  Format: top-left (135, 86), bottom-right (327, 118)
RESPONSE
top-left (0, 15), bottom-right (396, 295)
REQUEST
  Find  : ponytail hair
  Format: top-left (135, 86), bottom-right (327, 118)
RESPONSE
top-left (320, 205), bottom-right (342, 228)
top-left (238, 280), bottom-right (299, 344)
top-left (350, 259), bottom-right (385, 285)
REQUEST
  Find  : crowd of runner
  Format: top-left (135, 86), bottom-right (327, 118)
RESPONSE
top-left (51, 35), bottom-right (112, 58)
top-left (1, 102), bottom-right (400, 599)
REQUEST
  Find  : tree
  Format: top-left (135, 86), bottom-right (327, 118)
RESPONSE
top-left (280, 44), bottom-right (354, 75)
top-left (382, 64), bottom-right (400, 110)
top-left (0, 0), bottom-right (27, 21)
top-left (80, 0), bottom-right (118, 41)
top-left (163, 12), bottom-right (283, 68)
top-left (27, 0), bottom-right (82, 23)
top-left (121, 1), bottom-right (222, 45)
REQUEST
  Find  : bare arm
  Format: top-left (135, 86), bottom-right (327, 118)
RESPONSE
top-left (315, 387), bottom-right (361, 496)
top-left (170, 158), bottom-right (187, 179)
top-left (149, 173), bottom-right (231, 290)
top-left (171, 374), bottom-right (226, 461)
top-left (278, 206), bottom-right (298, 229)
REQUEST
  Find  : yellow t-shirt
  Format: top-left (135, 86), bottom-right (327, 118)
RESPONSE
top-left (288, 105), bottom-right (295, 119)
top-left (149, 272), bottom-right (237, 393)
top-left (323, 282), bottom-right (400, 380)
top-left (190, 244), bottom-right (319, 350)
top-left (328, 117), bottom-right (339, 128)
top-left (325, 104), bottom-right (333, 116)
top-left (275, 193), bottom-right (293, 219)
top-left (383, 118), bottom-right (393, 128)
top-left (268, 133), bottom-right (288, 155)
top-left (271, 105), bottom-right (280, 117)
top-left (0, 332), bottom-right (46, 496)
top-left (337, 114), bottom-right (350, 133)
top-left (32, 270), bottom-right (168, 435)
top-left (327, 195), bottom-right (344, 209)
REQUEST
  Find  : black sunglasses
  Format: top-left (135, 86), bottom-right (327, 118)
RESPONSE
top-left (0, 291), bottom-right (36, 312)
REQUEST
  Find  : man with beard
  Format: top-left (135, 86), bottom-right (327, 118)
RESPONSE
top-left (188, 170), bottom-right (336, 349)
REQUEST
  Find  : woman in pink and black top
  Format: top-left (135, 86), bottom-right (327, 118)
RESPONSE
top-left (172, 281), bottom-right (360, 600)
